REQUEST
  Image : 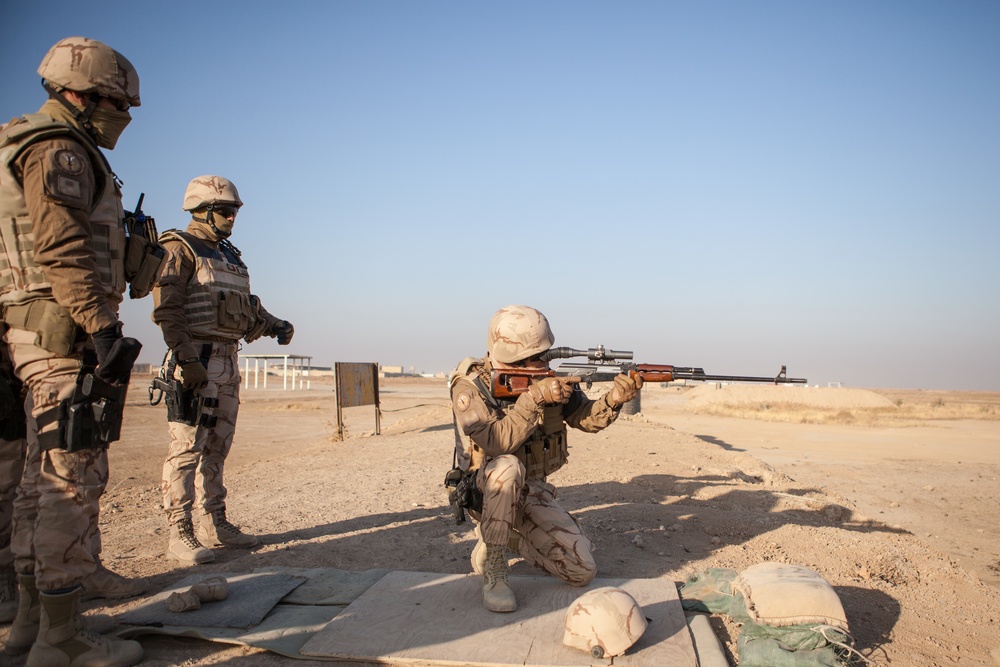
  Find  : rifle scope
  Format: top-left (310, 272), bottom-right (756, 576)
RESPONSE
top-left (540, 346), bottom-right (633, 363)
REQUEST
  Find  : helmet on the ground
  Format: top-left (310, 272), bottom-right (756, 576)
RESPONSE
top-left (563, 587), bottom-right (648, 659)
top-left (182, 175), bottom-right (243, 211)
top-left (38, 37), bottom-right (141, 108)
top-left (487, 305), bottom-right (554, 364)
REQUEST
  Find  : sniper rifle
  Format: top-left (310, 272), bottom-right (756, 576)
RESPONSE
top-left (490, 345), bottom-right (806, 399)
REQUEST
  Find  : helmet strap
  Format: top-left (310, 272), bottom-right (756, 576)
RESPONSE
top-left (205, 204), bottom-right (223, 238)
top-left (41, 80), bottom-right (101, 138)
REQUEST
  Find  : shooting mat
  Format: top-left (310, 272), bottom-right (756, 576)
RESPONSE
top-left (299, 571), bottom-right (698, 667)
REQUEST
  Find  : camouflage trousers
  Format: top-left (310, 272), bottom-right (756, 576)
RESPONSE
top-left (0, 434), bottom-right (26, 571)
top-left (162, 342), bottom-right (240, 526)
top-left (2, 327), bottom-right (106, 591)
top-left (476, 454), bottom-right (596, 586)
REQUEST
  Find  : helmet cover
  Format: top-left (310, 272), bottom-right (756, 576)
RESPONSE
top-left (563, 587), bottom-right (648, 658)
top-left (486, 305), bottom-right (554, 364)
top-left (182, 175), bottom-right (243, 211)
top-left (38, 36), bottom-right (141, 107)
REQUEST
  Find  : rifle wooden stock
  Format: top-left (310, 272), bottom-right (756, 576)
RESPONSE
top-left (491, 368), bottom-right (555, 399)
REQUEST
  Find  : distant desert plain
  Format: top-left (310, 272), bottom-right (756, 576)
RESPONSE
top-left (4, 376), bottom-right (998, 666)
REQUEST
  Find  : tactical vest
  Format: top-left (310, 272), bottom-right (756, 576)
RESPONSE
top-left (159, 230), bottom-right (253, 341)
top-left (454, 358), bottom-right (570, 481)
top-left (0, 114), bottom-right (125, 307)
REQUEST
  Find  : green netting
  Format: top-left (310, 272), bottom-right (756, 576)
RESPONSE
top-left (679, 569), bottom-right (863, 667)
top-left (678, 567), bottom-right (739, 614)
top-left (738, 635), bottom-right (846, 667)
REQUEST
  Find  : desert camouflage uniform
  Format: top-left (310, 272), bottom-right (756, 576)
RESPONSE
top-left (153, 223), bottom-right (281, 531)
top-left (451, 357), bottom-right (623, 585)
top-left (0, 105), bottom-right (124, 591)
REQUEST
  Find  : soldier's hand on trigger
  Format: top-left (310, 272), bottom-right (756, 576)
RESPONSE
top-left (527, 376), bottom-right (581, 405)
top-left (608, 373), bottom-right (643, 408)
top-left (179, 358), bottom-right (208, 390)
top-left (274, 320), bottom-right (294, 345)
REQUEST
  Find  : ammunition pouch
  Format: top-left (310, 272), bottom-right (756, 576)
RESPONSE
top-left (2, 300), bottom-right (79, 356)
top-left (124, 234), bottom-right (166, 299)
top-left (37, 371), bottom-right (127, 451)
top-left (124, 212), bottom-right (167, 300)
top-left (0, 368), bottom-right (27, 441)
top-left (444, 467), bottom-right (482, 525)
top-left (216, 290), bottom-right (255, 334)
top-left (519, 405), bottom-right (568, 480)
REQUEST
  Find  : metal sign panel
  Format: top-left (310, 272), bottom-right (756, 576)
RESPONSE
top-left (334, 362), bottom-right (380, 440)
top-left (335, 362), bottom-right (378, 407)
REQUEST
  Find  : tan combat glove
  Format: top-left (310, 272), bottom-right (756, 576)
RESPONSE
top-left (607, 373), bottom-right (643, 408)
top-left (527, 376), bottom-right (581, 405)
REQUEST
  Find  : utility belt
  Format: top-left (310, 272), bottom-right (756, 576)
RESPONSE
top-left (148, 343), bottom-right (223, 427)
top-left (2, 299), bottom-right (81, 356)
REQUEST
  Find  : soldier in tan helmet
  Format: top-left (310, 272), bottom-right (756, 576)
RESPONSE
top-left (449, 305), bottom-right (642, 612)
top-left (152, 175), bottom-right (293, 565)
top-left (0, 37), bottom-right (152, 665)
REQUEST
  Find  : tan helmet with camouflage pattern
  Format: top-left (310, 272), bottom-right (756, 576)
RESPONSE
top-left (182, 175), bottom-right (244, 212)
top-left (37, 37), bottom-right (141, 107)
top-left (487, 305), bottom-right (554, 365)
top-left (563, 587), bottom-right (648, 659)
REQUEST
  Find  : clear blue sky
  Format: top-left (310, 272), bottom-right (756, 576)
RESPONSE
top-left (2, 1), bottom-right (998, 390)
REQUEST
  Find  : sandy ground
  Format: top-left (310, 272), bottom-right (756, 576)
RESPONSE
top-left (3, 375), bottom-right (999, 666)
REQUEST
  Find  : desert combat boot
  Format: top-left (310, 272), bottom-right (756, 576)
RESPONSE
top-left (482, 544), bottom-right (517, 612)
top-left (0, 565), bottom-right (17, 623)
top-left (5, 573), bottom-right (40, 656)
top-left (80, 558), bottom-right (148, 601)
top-left (471, 526), bottom-right (521, 576)
top-left (27, 588), bottom-right (143, 667)
top-left (5, 574), bottom-right (116, 657)
top-left (197, 509), bottom-right (258, 548)
top-left (167, 518), bottom-right (215, 564)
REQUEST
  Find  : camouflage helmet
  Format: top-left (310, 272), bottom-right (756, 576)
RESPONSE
top-left (487, 305), bottom-right (554, 364)
top-left (182, 175), bottom-right (244, 211)
top-left (37, 37), bottom-right (141, 107)
top-left (563, 587), bottom-right (648, 659)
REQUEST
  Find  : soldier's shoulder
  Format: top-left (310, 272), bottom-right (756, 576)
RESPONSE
top-left (449, 356), bottom-right (483, 379)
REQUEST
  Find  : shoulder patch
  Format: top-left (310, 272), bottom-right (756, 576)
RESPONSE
top-left (455, 391), bottom-right (472, 412)
top-left (55, 149), bottom-right (85, 175)
top-left (40, 144), bottom-right (89, 207)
